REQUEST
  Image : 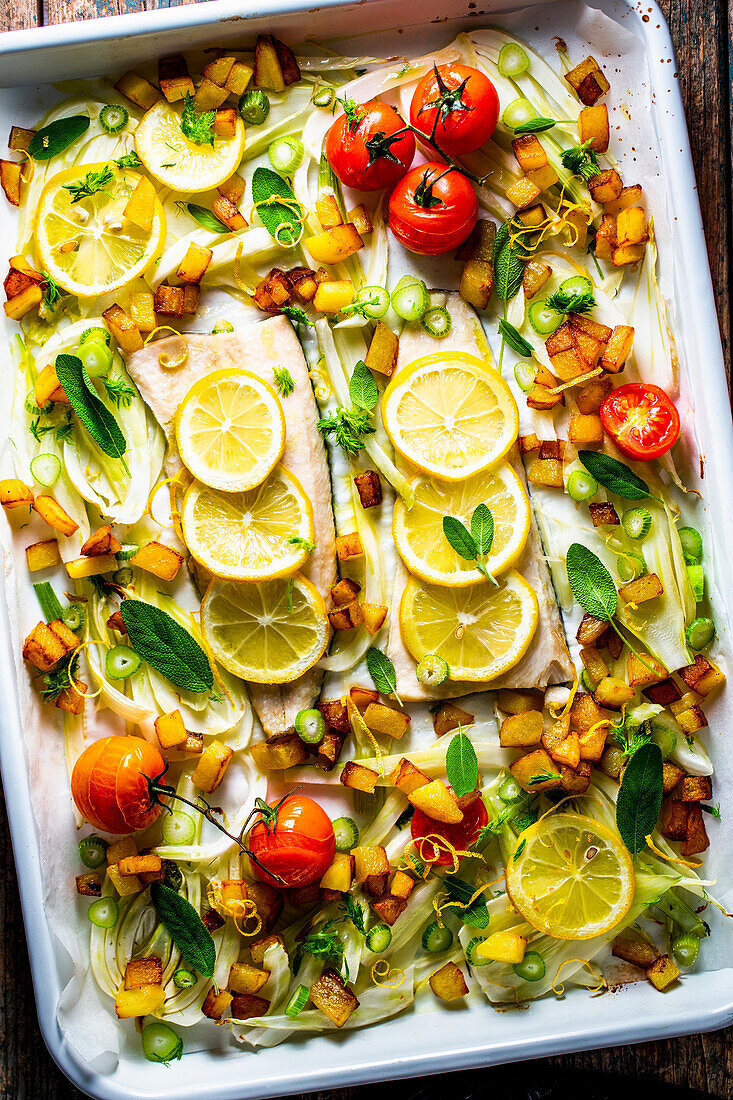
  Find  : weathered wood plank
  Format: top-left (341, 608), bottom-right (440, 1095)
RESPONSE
top-left (0, 0), bottom-right (41, 31)
top-left (43, 0), bottom-right (196, 25)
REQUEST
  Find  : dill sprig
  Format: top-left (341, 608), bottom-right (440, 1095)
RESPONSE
top-left (280, 305), bottom-right (314, 328)
top-left (39, 652), bottom-right (78, 703)
top-left (41, 272), bottom-right (63, 310)
top-left (545, 285), bottom-right (596, 316)
top-left (560, 139), bottom-right (600, 182)
top-left (103, 375), bottom-right (135, 408)
top-left (292, 920), bottom-right (347, 977)
top-left (612, 721), bottom-right (652, 758)
top-left (113, 150), bottom-right (142, 169)
top-left (340, 896), bottom-right (367, 934)
top-left (62, 164), bottom-right (114, 204)
top-left (180, 94), bottom-right (215, 146)
top-left (272, 366), bottom-right (295, 397)
top-left (317, 406), bottom-right (375, 457)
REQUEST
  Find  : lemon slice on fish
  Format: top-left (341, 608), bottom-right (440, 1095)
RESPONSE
top-left (505, 814), bottom-right (635, 940)
top-left (201, 574), bottom-right (330, 684)
top-left (175, 369), bottom-right (285, 492)
top-left (181, 465), bottom-right (314, 582)
top-left (382, 352), bottom-right (518, 481)
top-left (34, 163), bottom-right (165, 297)
top-left (399, 570), bottom-right (538, 681)
top-left (134, 99), bottom-right (245, 193)
top-left (393, 463), bottom-right (530, 586)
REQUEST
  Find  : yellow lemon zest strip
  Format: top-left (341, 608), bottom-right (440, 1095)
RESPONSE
top-left (548, 366), bottom-right (603, 396)
top-left (552, 958), bottom-right (606, 997)
top-left (308, 369), bottom-right (331, 402)
top-left (144, 326), bottom-right (188, 370)
top-left (68, 641), bottom-right (104, 699)
top-left (546, 677), bottom-right (579, 719)
top-left (371, 959), bottom-right (405, 989)
top-left (644, 834), bottom-right (703, 869)
top-left (233, 242), bottom-right (256, 296)
top-left (207, 881), bottom-right (262, 937)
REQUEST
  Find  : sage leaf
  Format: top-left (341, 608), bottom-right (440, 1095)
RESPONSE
top-left (120, 600), bottom-right (214, 693)
top-left (566, 542), bottom-right (617, 621)
top-left (28, 115), bottom-right (90, 160)
top-left (493, 219), bottom-right (527, 302)
top-left (497, 319), bottom-right (533, 357)
top-left (513, 117), bottom-right (557, 135)
top-left (577, 450), bottom-right (650, 501)
top-left (186, 203), bottom-right (229, 233)
top-left (442, 516), bottom-right (477, 561)
top-left (471, 504), bottom-right (494, 558)
top-left (349, 360), bottom-right (379, 410)
top-left (55, 354), bottom-right (127, 469)
top-left (151, 883), bottom-right (216, 977)
top-left (442, 876), bottom-right (490, 928)
top-left (445, 730), bottom-right (478, 798)
top-left (365, 646), bottom-right (399, 701)
top-left (616, 742), bottom-right (663, 855)
top-left (251, 166), bottom-right (303, 246)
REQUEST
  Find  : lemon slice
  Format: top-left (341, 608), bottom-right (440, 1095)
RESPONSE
top-left (34, 163), bottom-right (165, 298)
top-left (175, 369), bottom-right (285, 492)
top-left (382, 351), bottom-right (518, 481)
top-left (181, 465), bottom-right (314, 582)
top-left (505, 814), bottom-right (635, 940)
top-left (399, 570), bottom-right (538, 681)
top-left (134, 100), bottom-right (245, 193)
top-left (201, 574), bottom-right (329, 684)
top-left (393, 464), bottom-right (530, 586)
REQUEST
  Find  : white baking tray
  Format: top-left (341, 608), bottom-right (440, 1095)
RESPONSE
top-left (1, 1), bottom-right (732, 1097)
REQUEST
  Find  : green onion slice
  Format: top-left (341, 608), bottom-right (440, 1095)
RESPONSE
top-left (99, 104), bottom-right (129, 134)
top-left (268, 136), bottom-right (305, 174)
top-left (678, 526), bottom-right (703, 565)
top-left (391, 275), bottom-right (429, 321)
top-left (566, 469), bottom-right (598, 502)
top-left (366, 923), bottom-right (392, 953)
top-left (498, 43), bottom-right (530, 77)
top-left (30, 453), bottom-right (62, 487)
top-left (105, 644), bottom-right (141, 680)
top-left (686, 617), bottom-right (715, 651)
top-left (161, 811), bottom-right (197, 846)
top-left (141, 1022), bottom-right (184, 1064)
top-left (87, 896), bottom-right (118, 929)
top-left (78, 833), bottom-right (108, 869)
top-left (501, 97), bottom-right (536, 130)
top-left (621, 507), bottom-right (652, 541)
top-left (239, 89), bottom-right (270, 126)
top-left (421, 306), bottom-right (452, 339)
top-left (285, 985), bottom-right (310, 1018)
top-left (294, 708), bottom-right (326, 744)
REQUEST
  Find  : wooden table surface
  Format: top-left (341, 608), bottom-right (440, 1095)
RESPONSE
top-left (0, 0), bottom-right (731, 1096)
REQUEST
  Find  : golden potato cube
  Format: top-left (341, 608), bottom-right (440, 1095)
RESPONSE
top-left (230, 993), bottom-right (269, 1019)
top-left (328, 600), bottom-right (363, 631)
top-left (619, 572), bottom-right (664, 605)
top-left (510, 748), bottom-right (562, 793)
top-left (65, 554), bottom-right (117, 579)
top-left (75, 872), bottom-right (102, 897)
top-left (22, 619), bottom-right (78, 671)
top-left (498, 688), bottom-right (544, 715)
top-left (349, 685), bottom-right (378, 711)
top-left (114, 71), bottom-right (161, 110)
top-left (670, 690), bottom-right (702, 716)
top-left (576, 68), bottom-right (610, 106)
top-left (662, 762), bottom-right (684, 794)
top-left (527, 163), bottom-right (559, 191)
top-left (176, 242), bottom-right (213, 285)
top-left (115, 983), bottom-right (165, 1019)
top-left (158, 54), bottom-right (194, 102)
top-left (107, 836), bottom-right (137, 864)
top-left (476, 931), bottom-right (527, 965)
top-left (459, 258), bottom-right (494, 310)
top-left (551, 732), bottom-right (581, 769)
top-left (0, 478), bottom-right (33, 509)
top-left (588, 169), bottom-right (623, 204)
top-left (354, 470), bottom-right (382, 509)
top-left (626, 652), bottom-right (666, 688)
top-left (576, 375), bottom-right (613, 414)
top-left (361, 602), bottom-right (388, 636)
top-left (193, 740), bottom-right (234, 793)
top-left (123, 174), bottom-right (157, 233)
top-left (522, 259), bottom-right (552, 300)
top-left (527, 457), bottom-right (564, 488)
top-left (679, 775), bottom-right (713, 803)
top-left (647, 954), bottom-right (680, 992)
top-left (616, 206), bottom-right (648, 247)
top-left (561, 760), bottom-right (593, 793)
top-left (565, 56), bottom-right (603, 91)
top-left (330, 578), bottom-right (361, 607)
top-left (183, 732), bottom-right (204, 755)
top-left (81, 525), bottom-right (121, 557)
top-left (512, 133), bottom-right (548, 172)
top-left (340, 760), bottom-right (379, 794)
top-left (228, 963), bottom-right (269, 995)
top-left (675, 705), bottom-right (708, 735)
top-left (118, 854), bottom-right (161, 877)
top-left (335, 531), bottom-right (364, 561)
top-left (369, 894), bottom-right (406, 925)
top-left (313, 280), bottom-right (355, 314)
top-left (593, 676), bottom-right (635, 710)
top-left (363, 702), bottom-right (410, 740)
top-left (348, 204), bottom-right (372, 236)
top-left (8, 126), bottom-right (36, 153)
top-left (154, 284), bottom-right (186, 318)
top-left (362, 873), bottom-right (388, 897)
top-left (318, 698), bottom-right (350, 731)
top-left (225, 61), bottom-right (254, 97)
top-left (578, 103), bottom-right (610, 152)
top-left (505, 176), bottom-right (542, 209)
top-left (218, 172), bottom-right (246, 205)
top-left (202, 54), bottom-right (236, 86)
top-left (4, 283), bottom-right (42, 319)
top-left (612, 937), bottom-right (658, 969)
top-left (408, 779), bottom-right (463, 824)
top-left (580, 647), bottom-right (609, 683)
top-left (315, 193), bottom-right (343, 229)
top-left (568, 413), bottom-right (604, 446)
top-left (429, 961), bottom-right (469, 1001)
top-left (250, 933), bottom-right (285, 966)
top-left (499, 710), bottom-right (543, 748)
top-left (202, 988), bottom-right (233, 1019)
top-left (431, 702), bottom-right (475, 739)
top-left (305, 224), bottom-right (364, 265)
top-left (107, 864), bottom-right (143, 897)
top-left (390, 870), bottom-right (414, 901)
top-left (193, 77), bottom-right (229, 111)
top-left (249, 732), bottom-right (309, 771)
top-left (605, 184), bottom-right (644, 215)
top-left (309, 967), bottom-right (358, 1028)
top-left (389, 756), bottom-right (430, 795)
top-left (32, 495), bottom-right (78, 536)
top-left (128, 292), bottom-right (157, 335)
top-left (594, 214), bottom-right (617, 261)
top-left (0, 159), bottom-right (21, 206)
top-left (677, 655), bottom-right (725, 698)
top-left (155, 709), bottom-right (187, 750)
top-left (213, 107), bottom-right (238, 139)
top-left (243, 881), bottom-right (283, 932)
top-left (130, 540), bottom-right (183, 581)
top-left (526, 384), bottom-right (564, 412)
top-left (124, 955), bottom-right (163, 989)
top-left (612, 243), bottom-right (646, 266)
top-left (365, 320), bottom-right (399, 377)
top-left (33, 364), bottom-right (67, 407)
top-left (254, 35), bottom-right (285, 91)
top-left (103, 304), bottom-right (143, 353)
top-left (319, 852), bottom-right (354, 892)
top-left (352, 845), bottom-right (389, 881)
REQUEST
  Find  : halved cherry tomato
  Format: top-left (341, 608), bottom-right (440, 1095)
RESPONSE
top-left (410, 793), bottom-right (488, 867)
top-left (325, 99), bottom-right (415, 192)
top-left (388, 162), bottom-right (478, 255)
top-left (410, 63), bottom-right (500, 155)
top-left (71, 735), bottom-right (165, 834)
top-left (600, 382), bottom-right (680, 461)
top-left (248, 794), bottom-right (335, 889)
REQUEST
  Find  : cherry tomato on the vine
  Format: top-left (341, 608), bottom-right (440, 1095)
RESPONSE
top-left (410, 793), bottom-right (488, 867)
top-left (71, 735), bottom-right (165, 834)
top-left (325, 99), bottom-right (415, 192)
top-left (248, 794), bottom-right (335, 889)
top-left (410, 63), bottom-right (499, 155)
top-left (388, 162), bottom-right (478, 255)
top-left (600, 382), bottom-right (681, 461)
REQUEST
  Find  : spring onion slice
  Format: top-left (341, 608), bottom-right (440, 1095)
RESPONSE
top-left (239, 88), bottom-right (270, 125)
top-left (621, 508), bottom-right (652, 541)
top-left (268, 136), bottom-right (305, 174)
top-left (513, 362), bottom-right (535, 393)
top-left (422, 920), bottom-right (453, 952)
top-left (78, 834), bottom-right (108, 869)
top-left (687, 565), bottom-right (705, 602)
top-left (62, 603), bottom-right (85, 631)
top-left (99, 104), bottom-right (129, 134)
top-left (173, 968), bottom-right (197, 989)
top-left (285, 985), bottom-right (310, 1018)
top-left (513, 951), bottom-right (546, 981)
top-left (501, 97), bottom-right (536, 130)
top-left (80, 326), bottom-right (111, 347)
top-left (87, 896), bottom-right (119, 929)
top-left (566, 470), bottom-right (597, 502)
top-left (77, 339), bottom-right (113, 378)
top-left (332, 816), bottom-right (360, 852)
top-left (678, 526), bottom-right (703, 565)
top-left (498, 776), bottom-right (525, 805)
top-left (616, 551), bottom-right (646, 582)
top-left (141, 1022), bottom-right (184, 1064)
top-left (33, 580), bottom-right (63, 621)
top-left (30, 453), bottom-right (62, 487)
top-left (366, 923), bottom-right (392, 953)
top-left (391, 275), bottom-right (429, 321)
top-left (528, 300), bottom-right (563, 335)
top-left (343, 285), bottom-right (390, 320)
top-left (498, 42), bottom-right (530, 77)
top-left (294, 708), bottom-right (326, 744)
top-left (686, 617), bottom-right (715, 651)
top-left (161, 811), bottom-right (197, 846)
top-left (420, 306), bottom-right (452, 338)
top-left (105, 645), bottom-right (142, 681)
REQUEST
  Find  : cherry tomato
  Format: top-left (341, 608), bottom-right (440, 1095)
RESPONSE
top-left (248, 794), bottom-right (335, 889)
top-left (388, 162), bottom-right (478, 255)
top-left (410, 63), bottom-right (500, 155)
top-left (410, 793), bottom-right (488, 867)
top-left (71, 735), bottom-right (165, 834)
top-left (325, 99), bottom-right (415, 192)
top-left (600, 382), bottom-right (680, 461)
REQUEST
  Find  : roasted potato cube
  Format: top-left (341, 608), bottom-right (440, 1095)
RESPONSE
top-left (348, 204), bottom-right (372, 236)
top-left (676, 706), bottom-right (708, 735)
top-left (305, 224), bottom-right (364, 266)
top-left (512, 133), bottom-right (549, 172)
top-left (459, 258), bottom-right (494, 310)
top-left (0, 478), bottom-right (33, 510)
top-left (352, 845), bottom-right (389, 881)
top-left (505, 176), bottom-right (542, 209)
top-left (315, 193), bottom-right (343, 229)
top-left (123, 174), bottom-right (156, 233)
top-left (128, 291), bottom-right (156, 336)
top-left (155, 709), bottom-right (187, 750)
top-left (580, 647), bottom-right (609, 683)
top-left (568, 413), bottom-right (604, 446)
top-left (527, 163), bottom-right (559, 191)
top-left (313, 280), bottom-right (354, 314)
top-left (218, 172), bottom-right (246, 205)
top-left (588, 169), bottom-right (623, 204)
top-left (8, 126), bottom-right (36, 153)
top-left (250, 933), bottom-right (285, 966)
top-left (320, 852), bottom-right (354, 893)
top-left (335, 531), bottom-right (364, 561)
top-left (114, 71), bottom-right (160, 110)
top-left (201, 988), bottom-right (232, 1020)
top-left (626, 652), bottom-right (666, 688)
top-left (681, 804), bottom-right (710, 856)
top-left (193, 76), bottom-right (229, 111)
top-left (349, 685), bottom-right (378, 711)
top-left (129, 540), bottom-right (183, 581)
top-left (522, 259), bottom-right (552, 299)
top-left (119, 854), bottom-right (162, 877)
top-left (588, 501), bottom-right (620, 528)
top-left (497, 688), bottom-right (544, 715)
top-left (646, 954), bottom-right (679, 991)
top-left (429, 961), bottom-right (469, 1001)
top-left (33, 364), bottom-right (67, 407)
top-left (211, 194), bottom-right (247, 231)
top-left (576, 68), bottom-right (610, 105)
top-left (578, 103), bottom-right (609, 152)
top-left (364, 702), bottom-right (410, 740)
top-left (107, 864), bottom-right (143, 897)
top-left (476, 932), bottom-right (527, 965)
top-left (541, 709), bottom-right (570, 756)
top-left (432, 701), bottom-right (475, 736)
top-left (213, 107), bottom-right (238, 139)
top-left (176, 242), bottom-right (213, 285)
top-left (250, 731), bottom-right (308, 771)
top-left (677, 655), bottom-right (725, 698)
top-left (593, 676), bottom-right (634, 711)
top-left (331, 578), bottom-right (361, 607)
top-left (318, 698), bottom-right (350, 733)
top-left (32, 495), bottom-right (78, 537)
top-left (103, 303), bottom-right (143, 353)
top-left (550, 733), bottom-right (581, 769)
top-left (107, 837), bottom-right (137, 864)
top-left (193, 740), bottom-right (233, 793)
top-left (363, 873), bottom-right (389, 897)
top-left (64, 554), bottom-right (117, 580)
top-left (565, 56), bottom-right (606, 94)
top-left (605, 184), bottom-right (644, 215)
top-left (455, 217), bottom-right (496, 261)
top-left (328, 600), bottom-right (363, 631)
top-left (617, 206), bottom-right (648, 247)
top-left (670, 691), bottom-right (703, 716)
top-left (612, 243), bottom-right (646, 266)
top-left (354, 470), bottom-right (382, 509)
top-left (228, 963), bottom-right (269, 996)
top-left (612, 936), bottom-right (658, 969)
top-left (619, 573), bottom-right (663, 605)
top-left (361, 602), bottom-right (388, 635)
top-left (576, 614), bottom-right (608, 647)
top-left (660, 761), bottom-right (684, 796)
top-left (254, 35), bottom-right (299, 92)
top-left (52, 676), bottom-right (86, 715)
top-left (115, 983), bottom-right (165, 1019)
top-left (370, 894), bottom-right (407, 926)
top-left (23, 619), bottom-right (79, 672)
top-left (365, 320), bottom-right (399, 377)
top-left (81, 525), bottom-right (121, 557)
top-left (201, 54), bottom-right (236, 86)
top-left (643, 678), bottom-right (682, 706)
top-left (510, 748), bottom-right (562, 793)
top-left (3, 283), bottom-right (42, 319)
top-left (594, 214), bottom-right (617, 261)
top-left (158, 54), bottom-right (194, 101)
top-left (409, 779), bottom-right (463, 823)
top-left (679, 775), bottom-right (712, 803)
top-left (518, 434), bottom-right (542, 455)
top-left (389, 756), bottom-right (430, 795)
top-left (390, 870), bottom-right (414, 901)
top-left (309, 967), bottom-right (358, 1028)
top-left (76, 872), bottom-right (102, 896)
top-left (341, 760), bottom-right (379, 794)
top-left (240, 881), bottom-right (282, 932)
top-left (230, 993), bottom-right (270, 1019)
top-left (661, 798), bottom-right (690, 841)
top-left (527, 457), bottom-right (564, 488)
top-left (499, 710), bottom-right (543, 748)
top-left (560, 760), bottom-right (593, 794)
top-left (288, 883), bottom-right (323, 908)
top-left (576, 375), bottom-right (614, 414)
top-left (182, 284), bottom-right (200, 315)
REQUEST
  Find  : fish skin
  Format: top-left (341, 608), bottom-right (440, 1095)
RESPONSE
top-left (126, 317), bottom-right (336, 734)
top-left (386, 292), bottom-right (574, 700)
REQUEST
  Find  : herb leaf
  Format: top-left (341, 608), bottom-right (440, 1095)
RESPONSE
top-left (273, 366), bottom-right (295, 396)
top-left (287, 535), bottom-right (315, 554)
top-left (186, 203), bottom-right (229, 234)
top-left (54, 354), bottom-right (127, 469)
top-left (62, 164), bottom-right (114, 204)
top-left (293, 920), bottom-right (347, 978)
top-left (616, 742), bottom-right (663, 855)
top-left (366, 646), bottom-right (399, 701)
top-left (113, 150), bottom-right (142, 169)
top-left (340, 896), bottom-right (367, 934)
top-left (28, 115), bottom-right (90, 161)
top-left (103, 374), bottom-right (135, 409)
top-left (151, 883), bottom-right (216, 977)
top-left (41, 272), bottom-right (62, 311)
top-left (560, 140), bottom-right (600, 182)
top-left (180, 93), bottom-right (215, 145)
top-left (497, 319), bottom-right (532, 357)
top-left (349, 360), bottom-right (379, 410)
top-left (471, 504), bottom-right (494, 558)
top-left (577, 450), bottom-right (651, 501)
top-left (280, 305), bottom-right (314, 327)
top-left (442, 516), bottom-right (477, 561)
top-left (251, 167), bottom-right (304, 247)
top-left (493, 219), bottom-right (528, 302)
top-left (441, 876), bottom-right (490, 929)
top-left (445, 730), bottom-right (478, 797)
top-left (317, 406), bottom-right (375, 456)
top-left (545, 285), bottom-right (595, 316)
top-left (120, 600), bottom-right (214, 693)
top-left (513, 117), bottom-right (557, 135)
top-left (566, 542), bottom-right (617, 621)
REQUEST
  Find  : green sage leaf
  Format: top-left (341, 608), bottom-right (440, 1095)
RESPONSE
top-left (471, 504), bottom-right (494, 558)
top-left (493, 219), bottom-right (527, 302)
top-left (565, 542), bottom-right (617, 621)
top-left (442, 516), bottom-right (477, 561)
top-left (497, 319), bottom-right (533, 357)
top-left (445, 730), bottom-right (478, 798)
top-left (616, 742), bottom-right (663, 855)
top-left (28, 115), bottom-right (90, 160)
top-left (577, 450), bottom-right (650, 501)
top-left (349, 360), bottom-right (379, 410)
top-left (186, 203), bottom-right (229, 233)
top-left (120, 600), bottom-right (213, 693)
top-left (441, 876), bottom-right (490, 928)
top-left (251, 166), bottom-right (303, 247)
top-left (151, 883), bottom-right (216, 977)
top-left (365, 646), bottom-right (399, 699)
top-left (54, 354), bottom-right (127, 467)
top-left (513, 117), bottom-right (557, 135)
